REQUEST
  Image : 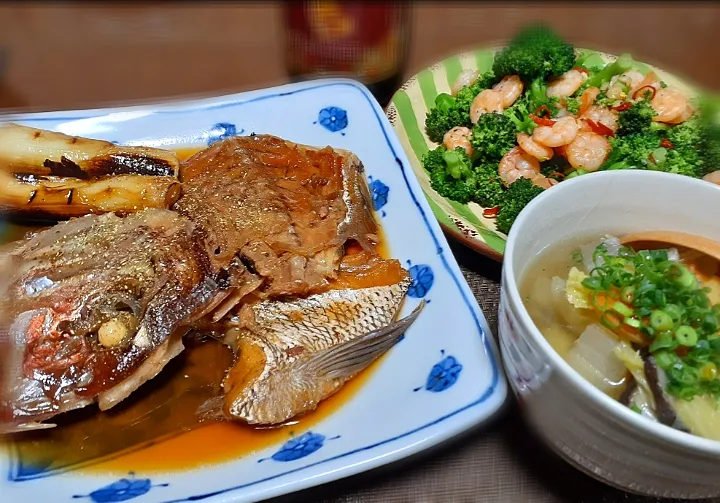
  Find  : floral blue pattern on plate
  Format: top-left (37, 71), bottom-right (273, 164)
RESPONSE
top-left (0, 78), bottom-right (506, 503)
top-left (73, 473), bottom-right (168, 503)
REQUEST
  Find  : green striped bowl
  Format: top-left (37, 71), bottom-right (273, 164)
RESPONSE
top-left (387, 47), bottom-right (696, 261)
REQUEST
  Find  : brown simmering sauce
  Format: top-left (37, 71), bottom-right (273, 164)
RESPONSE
top-left (0, 146), bottom-right (396, 475)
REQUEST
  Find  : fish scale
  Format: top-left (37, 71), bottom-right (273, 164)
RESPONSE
top-left (224, 278), bottom-right (414, 424)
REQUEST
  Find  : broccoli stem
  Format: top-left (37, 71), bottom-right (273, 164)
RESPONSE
top-left (585, 53), bottom-right (634, 89)
top-left (443, 150), bottom-right (471, 179)
top-left (528, 79), bottom-right (548, 110)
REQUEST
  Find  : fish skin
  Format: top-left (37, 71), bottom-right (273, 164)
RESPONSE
top-left (220, 277), bottom-right (422, 425)
top-left (0, 209), bottom-right (221, 433)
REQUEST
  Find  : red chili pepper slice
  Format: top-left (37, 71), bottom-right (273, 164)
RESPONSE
top-left (483, 206), bottom-right (500, 218)
top-left (530, 114), bottom-right (556, 126)
top-left (632, 85), bottom-right (657, 101)
top-left (660, 138), bottom-right (674, 149)
top-left (535, 105), bottom-right (553, 118)
top-left (585, 118), bottom-right (615, 137)
top-left (546, 171), bottom-right (565, 179)
top-left (612, 102), bottom-right (633, 112)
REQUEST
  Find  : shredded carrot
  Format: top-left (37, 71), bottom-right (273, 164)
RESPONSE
top-left (617, 325), bottom-right (646, 345)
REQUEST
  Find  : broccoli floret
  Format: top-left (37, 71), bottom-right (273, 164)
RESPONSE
top-left (495, 178), bottom-right (544, 235)
top-left (424, 72), bottom-right (497, 143)
top-left (503, 78), bottom-right (560, 134)
top-left (602, 124), bottom-right (704, 178)
top-left (504, 99), bottom-right (536, 134)
top-left (664, 148), bottom-right (704, 178)
top-left (583, 53), bottom-right (634, 90)
top-left (565, 96), bottom-right (580, 115)
top-left (423, 146), bottom-right (477, 204)
top-left (425, 94), bottom-right (471, 143)
top-left (602, 132), bottom-right (661, 170)
top-left (429, 168), bottom-right (477, 204)
top-left (702, 123), bottom-right (720, 174)
top-left (526, 78), bottom-right (558, 113)
top-left (443, 148), bottom-right (474, 179)
top-left (421, 144), bottom-right (447, 174)
top-left (455, 71), bottom-right (497, 107)
top-left (617, 99), bottom-right (657, 136)
top-left (663, 118), bottom-right (705, 177)
top-left (698, 97), bottom-right (720, 174)
top-left (492, 25), bottom-right (575, 82)
top-left (594, 92), bottom-right (618, 108)
top-left (473, 163), bottom-right (506, 208)
top-left (470, 113), bottom-right (517, 163)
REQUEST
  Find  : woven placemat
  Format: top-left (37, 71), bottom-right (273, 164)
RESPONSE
top-left (267, 241), bottom-right (716, 503)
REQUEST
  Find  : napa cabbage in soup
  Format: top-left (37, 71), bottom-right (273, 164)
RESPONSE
top-left (521, 235), bottom-right (720, 441)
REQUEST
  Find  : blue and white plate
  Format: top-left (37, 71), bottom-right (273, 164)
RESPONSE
top-left (0, 79), bottom-right (507, 503)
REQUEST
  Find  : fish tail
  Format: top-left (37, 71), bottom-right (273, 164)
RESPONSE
top-left (304, 300), bottom-right (426, 380)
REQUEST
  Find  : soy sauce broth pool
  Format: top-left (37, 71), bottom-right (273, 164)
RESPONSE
top-left (0, 146), bottom-right (390, 475)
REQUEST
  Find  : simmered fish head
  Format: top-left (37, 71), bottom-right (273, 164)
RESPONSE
top-left (0, 209), bottom-right (220, 433)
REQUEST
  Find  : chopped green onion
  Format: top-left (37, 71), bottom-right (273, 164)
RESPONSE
top-left (582, 276), bottom-right (603, 291)
top-left (670, 364), bottom-right (699, 386)
top-left (613, 302), bottom-right (633, 318)
top-left (702, 314), bottom-right (718, 333)
top-left (621, 286), bottom-right (635, 303)
top-left (664, 304), bottom-right (683, 322)
top-left (650, 310), bottom-right (673, 331)
top-left (667, 264), bottom-right (696, 289)
top-left (630, 404), bottom-right (642, 414)
top-left (625, 317), bottom-right (641, 329)
top-left (600, 310), bottom-right (623, 330)
top-left (566, 239), bottom-right (720, 402)
top-left (654, 350), bottom-right (678, 369)
top-left (649, 331), bottom-right (676, 352)
top-left (675, 325), bottom-right (698, 347)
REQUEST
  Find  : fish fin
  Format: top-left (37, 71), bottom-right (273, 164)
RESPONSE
top-left (304, 301), bottom-right (426, 380)
top-left (196, 395), bottom-right (227, 422)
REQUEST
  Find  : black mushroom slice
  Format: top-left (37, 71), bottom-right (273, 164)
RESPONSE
top-left (640, 347), bottom-right (691, 433)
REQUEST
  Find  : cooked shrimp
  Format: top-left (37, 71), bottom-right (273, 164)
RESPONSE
top-left (546, 69), bottom-right (586, 98)
top-left (580, 105), bottom-right (619, 133)
top-left (517, 133), bottom-right (554, 162)
top-left (443, 126), bottom-right (473, 155)
top-left (528, 172), bottom-right (558, 189)
top-left (498, 146), bottom-right (540, 186)
top-left (493, 75), bottom-right (524, 108)
top-left (578, 87), bottom-right (601, 116)
top-left (532, 116), bottom-right (579, 148)
top-left (632, 71), bottom-right (662, 96)
top-left (566, 132), bottom-right (611, 172)
top-left (651, 87), bottom-right (690, 123)
top-left (665, 104), bottom-right (695, 125)
top-left (703, 171), bottom-right (720, 185)
top-left (451, 69), bottom-right (480, 96)
top-left (470, 89), bottom-right (504, 123)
